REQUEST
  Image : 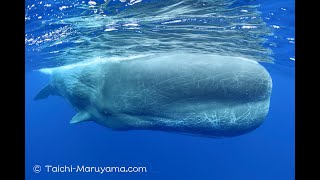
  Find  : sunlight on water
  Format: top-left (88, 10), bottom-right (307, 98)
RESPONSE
top-left (25, 0), bottom-right (273, 70)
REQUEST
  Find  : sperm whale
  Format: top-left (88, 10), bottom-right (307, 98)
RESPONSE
top-left (35, 53), bottom-right (272, 137)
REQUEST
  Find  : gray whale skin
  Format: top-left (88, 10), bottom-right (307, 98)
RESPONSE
top-left (35, 53), bottom-right (272, 138)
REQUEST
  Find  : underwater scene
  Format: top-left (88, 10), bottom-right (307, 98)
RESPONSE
top-left (25, 0), bottom-right (295, 179)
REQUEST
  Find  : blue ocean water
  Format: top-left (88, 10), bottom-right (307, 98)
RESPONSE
top-left (25, 0), bottom-right (295, 179)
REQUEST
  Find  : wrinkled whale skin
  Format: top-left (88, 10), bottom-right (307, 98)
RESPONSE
top-left (35, 54), bottom-right (272, 137)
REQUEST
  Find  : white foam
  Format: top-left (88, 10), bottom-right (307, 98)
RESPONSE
top-left (88, 1), bottom-right (97, 6)
top-left (104, 28), bottom-right (117, 31)
top-left (271, 25), bottom-right (280, 29)
top-left (161, 20), bottom-right (182, 25)
top-left (241, 25), bottom-right (257, 29)
top-left (123, 23), bottom-right (139, 27)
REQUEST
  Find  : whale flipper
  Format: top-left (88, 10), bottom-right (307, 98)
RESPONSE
top-left (70, 111), bottom-right (91, 124)
top-left (34, 85), bottom-right (52, 100)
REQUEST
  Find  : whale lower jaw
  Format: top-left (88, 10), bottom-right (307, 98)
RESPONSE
top-left (94, 98), bottom-right (270, 137)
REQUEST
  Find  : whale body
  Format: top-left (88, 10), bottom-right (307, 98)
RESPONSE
top-left (35, 53), bottom-right (272, 137)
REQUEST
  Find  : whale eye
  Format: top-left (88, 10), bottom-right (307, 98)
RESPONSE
top-left (104, 111), bottom-right (111, 116)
